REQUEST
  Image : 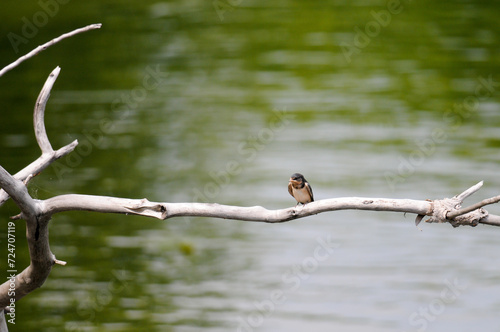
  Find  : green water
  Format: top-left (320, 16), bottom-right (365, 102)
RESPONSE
top-left (1, 1), bottom-right (500, 331)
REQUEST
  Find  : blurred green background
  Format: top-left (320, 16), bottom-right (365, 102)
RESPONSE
top-left (1, 0), bottom-right (500, 331)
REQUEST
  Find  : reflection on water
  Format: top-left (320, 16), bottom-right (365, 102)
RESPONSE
top-left (1, 0), bottom-right (500, 331)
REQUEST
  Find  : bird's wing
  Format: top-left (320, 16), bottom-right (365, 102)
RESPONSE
top-left (288, 182), bottom-right (294, 198)
top-left (305, 182), bottom-right (314, 201)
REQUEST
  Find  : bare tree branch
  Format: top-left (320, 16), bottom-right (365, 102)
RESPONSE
top-left (478, 214), bottom-right (500, 227)
top-left (39, 194), bottom-right (433, 222)
top-left (0, 167), bottom-right (38, 219)
top-left (0, 23), bottom-right (102, 77)
top-left (447, 195), bottom-right (500, 219)
top-left (0, 26), bottom-right (102, 320)
top-left (0, 67), bottom-right (78, 207)
top-left (36, 192), bottom-right (500, 226)
top-left (0, 166), bottom-right (56, 309)
top-left (34, 66), bottom-right (60, 154)
top-left (0, 313), bottom-right (7, 332)
top-left (455, 180), bottom-right (483, 201)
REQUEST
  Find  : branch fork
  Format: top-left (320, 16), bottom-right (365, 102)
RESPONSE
top-left (418, 181), bottom-right (500, 227)
top-left (0, 66), bottom-right (78, 207)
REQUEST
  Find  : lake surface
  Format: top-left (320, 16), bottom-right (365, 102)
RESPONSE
top-left (1, 1), bottom-right (500, 331)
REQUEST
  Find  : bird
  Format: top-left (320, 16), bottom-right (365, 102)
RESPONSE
top-left (288, 173), bottom-right (314, 206)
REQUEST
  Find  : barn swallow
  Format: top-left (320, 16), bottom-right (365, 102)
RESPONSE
top-left (288, 173), bottom-right (314, 205)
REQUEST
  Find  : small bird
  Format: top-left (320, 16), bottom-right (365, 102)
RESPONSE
top-left (288, 173), bottom-right (314, 205)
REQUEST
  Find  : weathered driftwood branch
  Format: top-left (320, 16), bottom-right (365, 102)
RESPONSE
top-left (0, 25), bottom-right (100, 329)
top-left (2, 25), bottom-right (500, 329)
top-left (415, 181), bottom-right (500, 227)
top-left (0, 23), bottom-right (101, 77)
top-left (0, 66), bottom-right (78, 207)
top-left (39, 195), bottom-right (431, 222)
top-left (35, 188), bottom-right (500, 227)
top-left (0, 167), bottom-right (57, 310)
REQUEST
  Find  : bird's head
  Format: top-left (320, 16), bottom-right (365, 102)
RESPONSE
top-left (289, 173), bottom-right (305, 186)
